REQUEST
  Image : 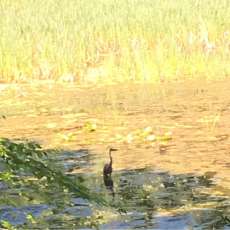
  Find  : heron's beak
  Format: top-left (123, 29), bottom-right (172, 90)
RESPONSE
top-left (110, 148), bottom-right (118, 151)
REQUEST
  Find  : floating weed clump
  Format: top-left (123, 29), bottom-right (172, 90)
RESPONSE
top-left (113, 127), bottom-right (173, 146)
top-left (57, 132), bottom-right (77, 142)
top-left (84, 121), bottom-right (97, 132)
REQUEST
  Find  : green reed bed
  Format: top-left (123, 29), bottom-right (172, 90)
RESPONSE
top-left (0, 0), bottom-right (229, 83)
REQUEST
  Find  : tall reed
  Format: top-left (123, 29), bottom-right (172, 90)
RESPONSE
top-left (0, 0), bottom-right (229, 83)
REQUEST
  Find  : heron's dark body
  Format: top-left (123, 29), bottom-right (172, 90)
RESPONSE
top-left (103, 163), bottom-right (112, 175)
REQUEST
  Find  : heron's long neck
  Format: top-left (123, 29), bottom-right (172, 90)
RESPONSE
top-left (109, 151), bottom-right (112, 166)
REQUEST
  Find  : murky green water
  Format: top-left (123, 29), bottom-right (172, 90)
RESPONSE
top-left (0, 149), bottom-right (230, 229)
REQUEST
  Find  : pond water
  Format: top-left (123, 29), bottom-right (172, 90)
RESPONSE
top-left (0, 81), bottom-right (230, 228)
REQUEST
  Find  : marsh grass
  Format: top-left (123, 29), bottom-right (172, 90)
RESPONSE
top-left (0, 0), bottom-right (229, 83)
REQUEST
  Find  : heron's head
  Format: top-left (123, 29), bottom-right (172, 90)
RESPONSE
top-left (109, 147), bottom-right (118, 152)
top-left (108, 147), bottom-right (118, 154)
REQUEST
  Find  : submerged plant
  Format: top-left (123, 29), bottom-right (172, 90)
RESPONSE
top-left (0, 138), bottom-right (106, 203)
top-left (0, 138), bottom-right (106, 227)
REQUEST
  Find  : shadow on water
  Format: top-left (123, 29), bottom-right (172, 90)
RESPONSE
top-left (0, 147), bottom-right (230, 229)
top-left (102, 169), bottom-right (230, 229)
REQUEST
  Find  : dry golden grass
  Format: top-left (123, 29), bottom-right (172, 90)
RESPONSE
top-left (0, 0), bottom-right (229, 83)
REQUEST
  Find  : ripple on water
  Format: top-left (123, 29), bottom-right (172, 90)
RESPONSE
top-left (0, 204), bottom-right (49, 225)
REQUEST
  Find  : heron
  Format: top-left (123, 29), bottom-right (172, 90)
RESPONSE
top-left (103, 147), bottom-right (117, 176)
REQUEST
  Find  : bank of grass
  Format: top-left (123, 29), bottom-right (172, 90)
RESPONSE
top-left (0, 0), bottom-right (229, 83)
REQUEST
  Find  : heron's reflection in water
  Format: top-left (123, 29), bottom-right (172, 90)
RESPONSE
top-left (103, 174), bottom-right (115, 198)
